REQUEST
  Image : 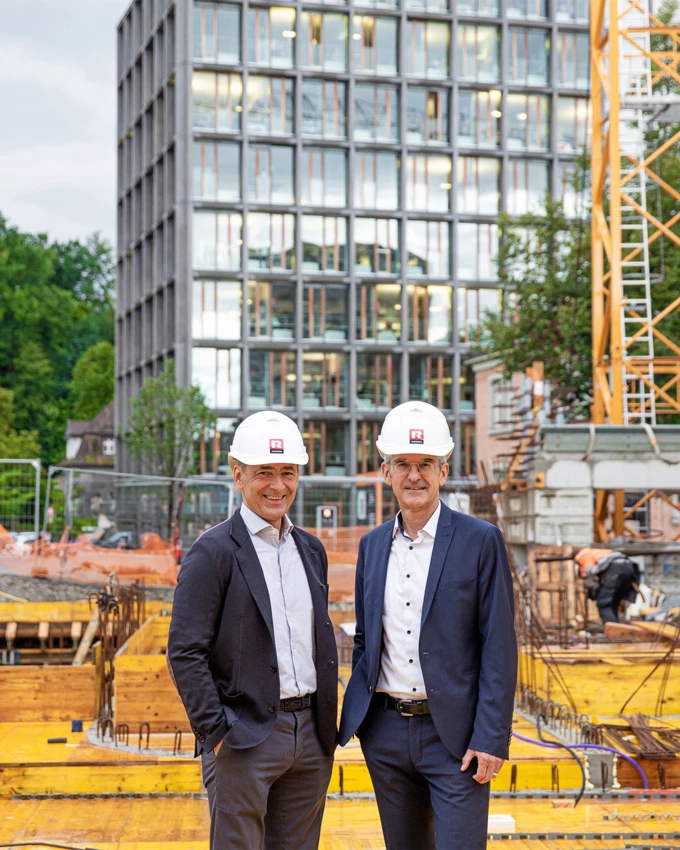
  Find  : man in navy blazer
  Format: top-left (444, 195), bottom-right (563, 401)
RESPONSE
top-left (339, 401), bottom-right (517, 850)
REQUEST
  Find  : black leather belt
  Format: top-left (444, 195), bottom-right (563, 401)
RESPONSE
top-left (387, 696), bottom-right (430, 716)
top-left (280, 694), bottom-right (312, 712)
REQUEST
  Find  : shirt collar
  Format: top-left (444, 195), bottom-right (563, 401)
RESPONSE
top-left (393, 500), bottom-right (442, 541)
top-left (240, 501), bottom-right (294, 541)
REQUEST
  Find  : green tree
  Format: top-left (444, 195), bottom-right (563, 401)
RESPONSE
top-left (69, 342), bottom-right (115, 420)
top-left (0, 215), bottom-right (115, 466)
top-left (122, 361), bottom-right (216, 536)
top-left (477, 197), bottom-right (593, 415)
top-left (0, 388), bottom-right (40, 458)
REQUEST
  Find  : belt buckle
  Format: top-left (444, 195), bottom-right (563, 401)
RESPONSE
top-left (398, 701), bottom-right (414, 717)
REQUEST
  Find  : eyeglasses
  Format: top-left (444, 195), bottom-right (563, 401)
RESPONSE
top-left (389, 459), bottom-right (440, 475)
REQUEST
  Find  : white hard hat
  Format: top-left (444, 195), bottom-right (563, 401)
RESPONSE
top-left (376, 401), bottom-right (454, 459)
top-left (228, 411), bottom-right (309, 467)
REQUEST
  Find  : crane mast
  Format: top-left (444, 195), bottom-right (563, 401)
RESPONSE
top-left (590, 0), bottom-right (680, 538)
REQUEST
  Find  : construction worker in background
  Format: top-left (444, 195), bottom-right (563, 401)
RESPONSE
top-left (339, 401), bottom-right (517, 850)
top-left (168, 411), bottom-right (337, 850)
top-left (575, 547), bottom-right (641, 624)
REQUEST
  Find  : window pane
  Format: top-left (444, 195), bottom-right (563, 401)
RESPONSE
top-left (356, 353), bottom-right (400, 409)
top-left (304, 285), bottom-right (348, 340)
top-left (354, 151), bottom-right (399, 210)
top-left (194, 211), bottom-right (242, 269)
top-left (457, 222), bottom-right (498, 280)
top-left (557, 161), bottom-right (588, 218)
top-left (406, 220), bottom-right (450, 277)
top-left (407, 20), bottom-right (450, 79)
top-left (457, 25), bottom-right (500, 82)
top-left (406, 154), bottom-right (452, 211)
top-left (456, 0), bottom-right (498, 15)
top-left (249, 350), bottom-right (296, 407)
top-left (507, 93), bottom-right (550, 150)
top-left (302, 215), bottom-right (348, 272)
top-left (302, 80), bottom-right (347, 138)
top-left (556, 0), bottom-right (589, 24)
top-left (508, 27), bottom-right (550, 85)
top-left (458, 89), bottom-right (501, 147)
top-left (406, 88), bottom-right (449, 144)
top-left (303, 422), bottom-right (348, 476)
top-left (352, 15), bottom-right (398, 75)
top-left (194, 3), bottom-right (241, 63)
top-left (407, 285), bottom-right (452, 343)
top-left (408, 0), bottom-right (450, 10)
top-left (247, 76), bottom-right (294, 135)
top-left (356, 283), bottom-right (402, 341)
top-left (409, 355), bottom-right (453, 409)
top-left (301, 148), bottom-right (347, 206)
top-left (193, 280), bottom-right (242, 339)
top-left (355, 218), bottom-right (400, 274)
top-left (556, 97), bottom-right (589, 152)
top-left (456, 156), bottom-right (500, 214)
top-left (192, 346), bottom-right (241, 408)
top-left (247, 212), bottom-right (296, 269)
top-left (458, 286), bottom-right (501, 342)
top-left (192, 71), bottom-right (242, 131)
top-left (354, 84), bottom-right (400, 142)
top-left (248, 281), bottom-right (296, 339)
top-left (557, 31), bottom-right (589, 89)
top-left (193, 141), bottom-right (241, 201)
top-left (507, 159), bottom-right (548, 215)
top-left (300, 12), bottom-right (348, 71)
top-left (248, 7), bottom-right (296, 68)
top-left (249, 145), bottom-right (295, 203)
top-left (302, 352), bottom-right (348, 407)
top-left (506, 0), bottom-right (547, 19)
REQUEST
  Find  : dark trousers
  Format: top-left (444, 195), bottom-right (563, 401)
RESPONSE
top-left (201, 707), bottom-right (333, 850)
top-left (359, 696), bottom-right (490, 850)
top-left (597, 562), bottom-right (638, 623)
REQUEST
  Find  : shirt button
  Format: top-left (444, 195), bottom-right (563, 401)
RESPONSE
top-left (406, 602), bottom-right (410, 607)
top-left (409, 546), bottom-right (413, 550)
top-left (407, 630), bottom-right (411, 634)
top-left (412, 688), bottom-right (417, 693)
top-left (407, 574), bottom-right (411, 578)
top-left (409, 659), bottom-right (413, 663)
top-left (270, 665), bottom-right (278, 673)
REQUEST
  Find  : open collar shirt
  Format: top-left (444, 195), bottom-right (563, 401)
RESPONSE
top-left (376, 501), bottom-right (441, 700)
top-left (239, 503), bottom-right (316, 700)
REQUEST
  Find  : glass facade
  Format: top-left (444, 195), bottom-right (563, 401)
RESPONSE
top-left (117, 0), bottom-right (589, 484)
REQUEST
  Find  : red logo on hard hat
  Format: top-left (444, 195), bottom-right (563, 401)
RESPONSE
top-left (270, 439), bottom-right (284, 453)
top-left (409, 429), bottom-right (424, 444)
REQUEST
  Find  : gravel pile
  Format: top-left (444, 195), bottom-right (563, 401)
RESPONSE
top-left (0, 572), bottom-right (175, 604)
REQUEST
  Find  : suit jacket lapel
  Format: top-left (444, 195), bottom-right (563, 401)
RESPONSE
top-left (368, 523), bottom-right (393, 665)
top-left (420, 504), bottom-right (456, 627)
top-left (231, 511), bottom-right (275, 642)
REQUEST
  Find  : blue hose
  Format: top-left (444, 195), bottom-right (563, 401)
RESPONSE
top-left (513, 730), bottom-right (650, 789)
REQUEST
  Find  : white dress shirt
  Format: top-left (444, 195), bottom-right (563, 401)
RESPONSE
top-left (240, 502), bottom-right (316, 700)
top-left (376, 501), bottom-right (441, 700)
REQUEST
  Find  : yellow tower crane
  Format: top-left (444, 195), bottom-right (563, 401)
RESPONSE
top-left (591, 0), bottom-right (680, 539)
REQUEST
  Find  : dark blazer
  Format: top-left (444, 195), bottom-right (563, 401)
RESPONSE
top-left (168, 510), bottom-right (338, 757)
top-left (339, 502), bottom-right (517, 760)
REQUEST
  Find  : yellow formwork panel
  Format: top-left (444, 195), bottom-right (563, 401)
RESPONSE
top-left (2, 797), bottom-right (680, 849)
top-left (0, 600), bottom-right (168, 624)
top-left (524, 649), bottom-right (680, 715)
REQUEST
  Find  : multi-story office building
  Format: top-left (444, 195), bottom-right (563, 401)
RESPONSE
top-left (115, 0), bottom-right (589, 519)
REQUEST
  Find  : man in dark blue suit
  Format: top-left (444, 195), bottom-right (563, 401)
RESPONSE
top-left (339, 401), bottom-right (517, 850)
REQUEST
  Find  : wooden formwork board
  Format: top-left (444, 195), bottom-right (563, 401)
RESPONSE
top-left (527, 544), bottom-right (577, 626)
top-left (0, 666), bottom-right (96, 722)
top-left (0, 600), bottom-right (168, 624)
top-left (114, 654), bottom-right (187, 733)
top-left (526, 651), bottom-right (680, 715)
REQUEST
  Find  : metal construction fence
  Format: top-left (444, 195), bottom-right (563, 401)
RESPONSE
top-left (0, 459), bottom-right (40, 537)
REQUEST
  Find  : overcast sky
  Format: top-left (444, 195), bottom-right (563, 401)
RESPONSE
top-left (0, 1), bottom-right (129, 247)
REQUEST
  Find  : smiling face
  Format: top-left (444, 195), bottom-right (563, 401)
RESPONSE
top-left (233, 463), bottom-right (300, 531)
top-left (382, 454), bottom-right (448, 517)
